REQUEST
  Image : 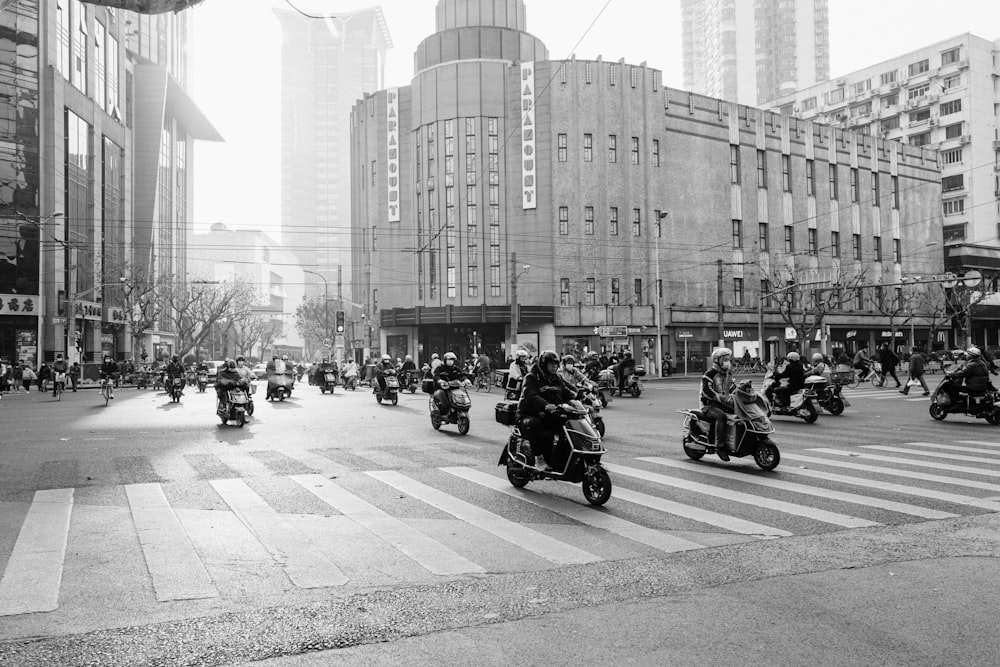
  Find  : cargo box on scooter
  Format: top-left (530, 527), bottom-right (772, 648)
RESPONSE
top-left (421, 378), bottom-right (435, 394)
top-left (633, 366), bottom-right (646, 377)
top-left (495, 401), bottom-right (518, 426)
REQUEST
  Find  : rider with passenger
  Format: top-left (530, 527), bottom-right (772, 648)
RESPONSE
top-left (516, 350), bottom-right (576, 469)
top-left (767, 351), bottom-right (805, 407)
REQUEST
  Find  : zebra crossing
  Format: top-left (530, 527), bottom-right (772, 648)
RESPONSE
top-left (843, 386), bottom-right (931, 402)
top-left (2, 438), bottom-right (1000, 621)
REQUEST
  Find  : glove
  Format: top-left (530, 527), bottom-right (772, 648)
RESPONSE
top-left (544, 404), bottom-right (559, 414)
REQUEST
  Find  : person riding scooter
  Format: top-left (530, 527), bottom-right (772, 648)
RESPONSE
top-left (433, 352), bottom-right (466, 413)
top-left (215, 359), bottom-right (249, 402)
top-left (516, 350), bottom-right (577, 469)
top-left (101, 355), bottom-right (121, 399)
top-left (400, 354), bottom-right (418, 386)
top-left (945, 346), bottom-right (990, 407)
top-left (165, 354), bottom-right (185, 396)
top-left (700, 348), bottom-right (737, 460)
top-left (768, 351), bottom-right (805, 407)
top-left (616, 352), bottom-right (636, 394)
top-left (312, 357), bottom-right (337, 385)
top-left (806, 353), bottom-right (831, 381)
top-left (557, 354), bottom-right (587, 390)
top-left (374, 354), bottom-right (396, 394)
top-left (266, 354), bottom-right (295, 399)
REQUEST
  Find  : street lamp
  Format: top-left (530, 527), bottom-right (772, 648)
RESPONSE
top-left (509, 253), bottom-right (530, 356)
top-left (655, 212), bottom-right (667, 376)
top-left (303, 269), bottom-right (329, 355)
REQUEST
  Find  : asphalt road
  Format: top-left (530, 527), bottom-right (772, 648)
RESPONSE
top-left (1, 374), bottom-right (999, 665)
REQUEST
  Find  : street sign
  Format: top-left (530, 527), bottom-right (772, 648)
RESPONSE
top-left (335, 334), bottom-right (345, 348)
top-left (323, 338), bottom-right (332, 348)
top-left (595, 325), bottom-right (628, 337)
top-left (677, 330), bottom-right (694, 339)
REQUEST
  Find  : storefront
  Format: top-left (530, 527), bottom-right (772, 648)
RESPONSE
top-left (0, 300), bottom-right (40, 369)
top-left (103, 305), bottom-right (128, 362)
top-left (672, 326), bottom-right (787, 372)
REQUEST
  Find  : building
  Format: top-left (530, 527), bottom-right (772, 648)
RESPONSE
top-left (0, 0), bottom-right (219, 376)
top-left (351, 0), bottom-right (943, 372)
top-left (274, 7), bottom-right (391, 306)
top-left (681, 0), bottom-right (830, 106)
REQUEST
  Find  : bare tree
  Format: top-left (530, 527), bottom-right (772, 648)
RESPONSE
top-left (910, 281), bottom-right (991, 349)
top-left (164, 279), bottom-right (257, 361)
top-left (871, 284), bottom-right (916, 348)
top-left (232, 311), bottom-right (280, 361)
top-left (103, 259), bottom-right (165, 361)
top-left (294, 297), bottom-right (327, 359)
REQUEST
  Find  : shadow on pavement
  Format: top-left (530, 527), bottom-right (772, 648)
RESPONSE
top-left (156, 401), bottom-right (185, 411)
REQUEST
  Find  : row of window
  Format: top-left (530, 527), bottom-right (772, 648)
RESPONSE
top-left (556, 134), bottom-right (660, 166)
top-left (56, 0), bottom-right (121, 119)
top-left (558, 277), bottom-right (660, 307)
top-left (558, 62), bottom-right (661, 91)
top-left (557, 206), bottom-right (666, 237)
top-left (734, 220), bottom-right (902, 263)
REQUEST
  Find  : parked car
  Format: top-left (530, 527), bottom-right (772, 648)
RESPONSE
top-left (204, 360), bottom-right (224, 381)
top-left (252, 363), bottom-right (267, 380)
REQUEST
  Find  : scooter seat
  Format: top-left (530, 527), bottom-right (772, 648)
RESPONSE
top-left (518, 416), bottom-right (543, 433)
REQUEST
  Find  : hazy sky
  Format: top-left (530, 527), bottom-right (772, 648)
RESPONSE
top-left (189, 0), bottom-right (1000, 240)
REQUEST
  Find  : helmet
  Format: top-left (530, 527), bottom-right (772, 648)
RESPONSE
top-left (381, 354), bottom-right (391, 362)
top-left (953, 349), bottom-right (968, 360)
top-left (968, 347), bottom-right (982, 358)
top-left (539, 350), bottom-right (560, 369)
top-left (405, 354), bottom-right (412, 361)
top-left (281, 355), bottom-right (288, 361)
top-left (236, 356), bottom-right (245, 363)
top-left (516, 349), bottom-right (529, 359)
top-left (562, 355), bottom-right (576, 365)
top-left (226, 359), bottom-right (236, 370)
top-left (711, 347), bottom-right (732, 365)
top-left (444, 352), bottom-right (457, 365)
top-left (786, 352), bottom-right (800, 362)
top-left (431, 353), bottom-right (440, 360)
top-left (172, 355), bottom-right (180, 362)
top-left (811, 353), bottom-right (824, 364)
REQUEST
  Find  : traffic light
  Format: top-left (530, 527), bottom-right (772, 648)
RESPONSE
top-left (335, 310), bottom-right (345, 333)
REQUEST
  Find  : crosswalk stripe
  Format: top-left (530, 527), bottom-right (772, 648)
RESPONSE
top-left (862, 445), bottom-right (1000, 465)
top-left (605, 463), bottom-right (878, 529)
top-left (366, 470), bottom-right (601, 565)
top-left (782, 453), bottom-right (1000, 495)
top-left (638, 457), bottom-right (958, 521)
top-left (441, 467), bottom-right (706, 553)
top-left (209, 479), bottom-right (347, 588)
top-left (904, 442), bottom-right (1000, 457)
top-left (809, 448), bottom-right (1000, 479)
top-left (612, 488), bottom-right (790, 537)
top-left (0, 488), bottom-right (74, 616)
top-left (125, 483), bottom-right (218, 601)
top-left (289, 474), bottom-right (484, 576)
top-left (957, 440), bottom-right (1000, 448)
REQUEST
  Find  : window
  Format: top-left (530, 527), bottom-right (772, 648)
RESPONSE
top-left (608, 135), bottom-right (617, 163)
top-left (853, 234), bottom-right (862, 260)
top-left (908, 59), bottom-right (929, 77)
top-left (584, 206), bottom-right (594, 235)
top-left (758, 223), bottom-right (769, 252)
top-left (734, 278), bottom-right (744, 307)
top-left (940, 99), bottom-right (962, 116)
top-left (761, 280), bottom-right (771, 308)
top-left (95, 21), bottom-right (106, 110)
top-left (945, 123), bottom-right (963, 139)
top-left (652, 70), bottom-right (660, 91)
top-left (875, 286), bottom-right (885, 309)
top-left (629, 65), bottom-right (637, 88)
top-left (802, 96), bottom-right (817, 111)
top-left (585, 62), bottom-right (592, 84)
top-left (850, 168), bottom-right (858, 202)
top-left (611, 278), bottom-right (620, 304)
top-left (632, 208), bottom-right (641, 236)
top-left (808, 229), bottom-right (817, 254)
top-left (782, 155), bottom-right (792, 192)
top-left (942, 73), bottom-right (961, 90)
top-left (827, 88), bottom-right (845, 104)
top-left (852, 101), bottom-right (872, 116)
top-left (654, 210), bottom-right (662, 237)
top-left (943, 223), bottom-right (967, 243)
top-left (634, 278), bottom-right (642, 304)
top-left (583, 133), bottom-right (593, 162)
top-left (586, 278), bottom-right (596, 305)
top-left (942, 148), bottom-right (963, 164)
top-left (883, 93), bottom-right (898, 107)
top-left (630, 137), bottom-right (640, 165)
top-left (732, 219), bottom-right (742, 248)
top-left (56, 0), bottom-right (70, 76)
top-left (609, 207), bottom-right (618, 235)
top-left (871, 172), bottom-right (880, 207)
top-left (874, 236), bottom-right (882, 262)
top-left (560, 278), bottom-right (570, 305)
top-left (909, 108), bottom-right (930, 123)
top-left (908, 83), bottom-right (929, 100)
top-left (609, 62), bottom-right (616, 86)
top-left (881, 115), bottom-right (900, 131)
top-left (371, 160), bottom-right (376, 186)
top-left (853, 79), bottom-right (871, 95)
top-left (942, 174), bottom-right (964, 192)
top-left (72, 0), bottom-right (88, 94)
top-left (892, 175), bottom-right (899, 209)
top-left (831, 231), bottom-right (841, 258)
top-left (557, 133), bottom-right (567, 162)
top-left (559, 206), bottom-right (569, 235)
top-left (829, 164), bottom-right (839, 200)
top-left (559, 62), bottom-right (567, 83)
top-left (756, 150), bottom-right (767, 188)
top-left (941, 47), bottom-right (960, 66)
top-left (784, 226), bottom-right (794, 252)
top-left (943, 199), bottom-right (965, 216)
top-left (855, 288), bottom-right (865, 310)
top-left (652, 139), bottom-right (660, 167)
top-left (730, 145), bottom-right (740, 184)
top-left (893, 239), bottom-right (901, 264)
top-left (880, 70), bottom-right (897, 85)
top-left (806, 159), bottom-right (815, 196)
top-left (909, 131), bottom-right (932, 147)
top-left (107, 34), bottom-right (119, 115)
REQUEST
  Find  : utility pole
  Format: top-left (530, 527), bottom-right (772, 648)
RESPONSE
top-left (510, 253), bottom-right (518, 357)
top-left (655, 212), bottom-right (667, 376)
top-left (717, 258), bottom-right (725, 347)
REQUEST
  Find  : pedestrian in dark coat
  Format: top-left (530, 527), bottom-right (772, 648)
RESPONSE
top-left (878, 343), bottom-right (901, 388)
top-left (900, 348), bottom-right (929, 396)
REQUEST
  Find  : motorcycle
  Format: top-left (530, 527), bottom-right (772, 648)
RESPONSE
top-left (267, 374), bottom-right (294, 401)
top-left (807, 375), bottom-right (849, 415)
top-left (402, 369), bottom-right (419, 394)
top-left (152, 371), bottom-right (164, 391)
top-left (217, 387), bottom-right (249, 427)
top-left (197, 372), bottom-right (208, 393)
top-left (167, 376), bottom-right (185, 403)
top-left (929, 376), bottom-right (1000, 424)
top-left (430, 378), bottom-right (472, 434)
top-left (320, 371), bottom-right (337, 394)
top-left (577, 380), bottom-right (606, 437)
top-left (678, 379), bottom-right (781, 470)
top-left (186, 370), bottom-right (197, 387)
top-left (374, 369), bottom-right (400, 405)
top-left (763, 371), bottom-right (819, 423)
top-left (135, 371), bottom-right (148, 390)
top-left (496, 399), bottom-right (612, 506)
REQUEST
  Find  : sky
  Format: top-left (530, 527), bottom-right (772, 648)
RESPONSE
top-left (188, 0), bottom-right (1000, 240)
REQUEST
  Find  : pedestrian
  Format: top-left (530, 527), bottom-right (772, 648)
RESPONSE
top-left (877, 342), bottom-right (901, 388)
top-left (37, 362), bottom-right (50, 393)
top-left (21, 364), bottom-right (35, 392)
top-left (0, 358), bottom-right (8, 394)
top-left (69, 361), bottom-right (81, 391)
top-left (12, 362), bottom-right (22, 392)
top-left (663, 353), bottom-right (673, 376)
top-left (900, 347), bottom-right (930, 396)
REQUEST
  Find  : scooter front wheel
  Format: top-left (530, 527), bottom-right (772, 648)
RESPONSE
top-left (754, 441), bottom-right (780, 471)
top-left (929, 403), bottom-right (947, 421)
top-left (506, 461), bottom-right (530, 488)
top-left (594, 419), bottom-right (606, 438)
top-left (582, 467), bottom-right (612, 506)
top-left (457, 413), bottom-right (470, 435)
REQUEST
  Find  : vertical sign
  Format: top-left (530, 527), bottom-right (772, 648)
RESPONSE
top-left (520, 62), bottom-right (536, 209)
top-left (386, 87), bottom-right (400, 222)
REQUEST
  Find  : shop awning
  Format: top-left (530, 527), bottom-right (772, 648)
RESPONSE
top-left (766, 336), bottom-right (781, 342)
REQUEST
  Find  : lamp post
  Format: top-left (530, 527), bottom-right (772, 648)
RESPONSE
top-left (655, 212), bottom-right (667, 376)
top-left (303, 269), bottom-right (329, 357)
top-left (509, 253), bottom-right (530, 356)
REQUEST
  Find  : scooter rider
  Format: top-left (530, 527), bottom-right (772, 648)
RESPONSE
top-left (166, 354), bottom-right (185, 392)
top-left (946, 346), bottom-right (990, 407)
top-left (616, 352), bottom-right (636, 393)
top-left (400, 354), bottom-right (417, 384)
top-left (557, 354), bottom-right (587, 390)
top-left (769, 351), bottom-right (805, 407)
top-left (806, 352), bottom-right (832, 381)
top-left (312, 357), bottom-right (337, 385)
top-left (584, 352), bottom-right (602, 381)
top-left (215, 359), bottom-right (249, 403)
top-left (700, 348), bottom-right (736, 459)
top-left (516, 350), bottom-right (576, 468)
top-left (508, 349), bottom-right (529, 381)
top-left (432, 352), bottom-right (466, 413)
top-left (234, 355), bottom-right (255, 384)
top-left (100, 355), bottom-right (120, 399)
top-left (375, 354), bottom-right (395, 394)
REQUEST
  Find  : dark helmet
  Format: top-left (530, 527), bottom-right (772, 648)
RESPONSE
top-left (226, 359), bottom-right (236, 370)
top-left (236, 356), bottom-right (246, 363)
top-left (172, 355), bottom-right (179, 362)
top-left (539, 350), bottom-right (559, 371)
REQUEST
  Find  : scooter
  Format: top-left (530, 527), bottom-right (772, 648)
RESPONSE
top-left (496, 399), bottom-right (612, 506)
top-left (679, 379), bottom-right (781, 470)
top-left (320, 371), bottom-right (337, 394)
top-left (403, 370), bottom-right (419, 394)
top-left (343, 369), bottom-right (358, 391)
top-left (763, 371), bottom-right (819, 423)
top-left (267, 374), bottom-right (294, 401)
top-left (929, 376), bottom-right (1000, 424)
top-left (186, 370), bottom-right (197, 387)
top-left (217, 387), bottom-right (249, 427)
top-left (430, 378), bottom-right (472, 434)
top-left (135, 371), bottom-right (148, 390)
top-left (374, 369), bottom-right (400, 405)
top-left (577, 380), bottom-right (606, 437)
top-left (168, 376), bottom-right (185, 403)
top-left (246, 382), bottom-right (256, 416)
top-left (806, 375), bottom-right (849, 415)
top-left (197, 372), bottom-right (208, 393)
top-left (600, 366), bottom-right (645, 398)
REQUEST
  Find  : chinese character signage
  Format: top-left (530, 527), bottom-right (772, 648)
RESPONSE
top-left (520, 62), bottom-right (536, 210)
top-left (386, 87), bottom-right (400, 223)
top-left (104, 307), bottom-right (127, 324)
top-left (73, 300), bottom-right (103, 321)
top-left (0, 293), bottom-right (39, 315)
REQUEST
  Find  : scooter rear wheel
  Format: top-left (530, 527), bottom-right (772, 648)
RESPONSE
top-left (631, 386), bottom-right (642, 398)
top-left (753, 441), bottom-right (780, 471)
top-left (582, 467), bottom-right (612, 506)
top-left (431, 412), bottom-right (442, 430)
top-left (823, 396), bottom-right (845, 415)
top-left (594, 419), bottom-right (606, 438)
top-left (800, 402), bottom-right (819, 423)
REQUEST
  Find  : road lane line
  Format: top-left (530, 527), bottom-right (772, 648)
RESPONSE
top-left (638, 457), bottom-right (957, 521)
top-left (125, 483), bottom-right (218, 601)
top-left (209, 479), bottom-right (347, 588)
top-left (957, 440), bottom-right (1000, 448)
top-left (441, 467), bottom-right (708, 552)
top-left (809, 448), bottom-right (1000, 478)
top-left (0, 488), bottom-right (74, 616)
top-left (782, 453), bottom-right (1000, 494)
top-left (863, 445), bottom-right (1000, 464)
top-left (611, 488), bottom-right (791, 537)
top-left (366, 470), bottom-right (601, 565)
top-left (605, 464), bottom-right (878, 529)
top-left (289, 474), bottom-right (484, 576)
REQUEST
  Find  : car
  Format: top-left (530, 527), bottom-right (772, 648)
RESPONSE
top-left (252, 363), bottom-right (267, 380)
top-left (203, 360), bottom-right (224, 380)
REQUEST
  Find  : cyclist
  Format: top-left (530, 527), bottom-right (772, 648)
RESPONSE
top-left (853, 346), bottom-right (872, 381)
top-left (100, 355), bottom-right (120, 399)
top-left (51, 353), bottom-right (69, 397)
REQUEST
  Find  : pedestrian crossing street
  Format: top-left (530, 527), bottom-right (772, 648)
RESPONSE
top-left (3, 439), bottom-right (1000, 620)
top-left (843, 386), bottom-right (934, 403)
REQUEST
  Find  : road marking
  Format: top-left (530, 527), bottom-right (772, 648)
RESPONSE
top-left (289, 474), bottom-right (484, 576)
top-left (125, 483), bottom-right (218, 602)
top-left (957, 440), bottom-right (1000, 448)
top-left (809, 448), bottom-right (1000, 479)
top-left (783, 453), bottom-right (1000, 494)
top-left (605, 464), bottom-right (878, 529)
top-left (612, 487), bottom-right (790, 537)
top-left (209, 479), bottom-right (347, 588)
top-left (638, 457), bottom-right (957, 521)
top-left (0, 488), bottom-right (74, 616)
top-left (441, 467), bottom-right (707, 552)
top-left (355, 449), bottom-right (413, 469)
top-left (366, 470), bottom-right (601, 565)
top-left (863, 445), bottom-right (1000, 464)
top-left (286, 449), bottom-right (352, 477)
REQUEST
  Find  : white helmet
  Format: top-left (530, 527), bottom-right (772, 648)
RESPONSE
top-left (786, 352), bottom-right (800, 362)
top-left (811, 353), bottom-right (824, 364)
top-left (967, 346), bottom-right (982, 358)
top-left (711, 348), bottom-right (732, 366)
top-left (516, 349), bottom-right (528, 359)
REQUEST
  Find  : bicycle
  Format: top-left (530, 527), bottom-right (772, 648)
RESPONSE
top-left (53, 371), bottom-right (66, 401)
top-left (100, 373), bottom-right (114, 406)
top-left (474, 370), bottom-right (492, 393)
